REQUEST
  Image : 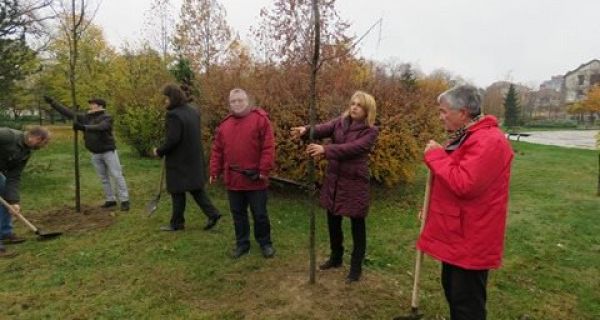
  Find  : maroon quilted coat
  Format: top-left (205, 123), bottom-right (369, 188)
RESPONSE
top-left (312, 116), bottom-right (379, 218)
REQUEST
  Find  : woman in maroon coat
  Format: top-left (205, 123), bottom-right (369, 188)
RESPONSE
top-left (291, 91), bottom-right (379, 283)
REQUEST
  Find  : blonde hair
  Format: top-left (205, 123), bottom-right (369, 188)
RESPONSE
top-left (343, 91), bottom-right (377, 126)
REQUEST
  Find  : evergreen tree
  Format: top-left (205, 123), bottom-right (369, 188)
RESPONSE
top-left (504, 84), bottom-right (520, 128)
top-left (0, 0), bottom-right (41, 97)
top-left (400, 65), bottom-right (417, 90)
top-left (169, 56), bottom-right (194, 86)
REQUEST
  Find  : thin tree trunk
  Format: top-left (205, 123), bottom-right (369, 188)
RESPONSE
top-left (38, 102), bottom-right (42, 126)
top-left (597, 153), bottom-right (600, 196)
top-left (70, 0), bottom-right (81, 212)
top-left (308, 0), bottom-right (321, 285)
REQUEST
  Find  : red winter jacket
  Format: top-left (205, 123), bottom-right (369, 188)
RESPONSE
top-left (209, 108), bottom-right (275, 191)
top-left (417, 116), bottom-right (514, 270)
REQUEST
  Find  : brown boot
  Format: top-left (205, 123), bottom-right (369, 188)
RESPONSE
top-left (0, 247), bottom-right (17, 258)
top-left (2, 234), bottom-right (26, 245)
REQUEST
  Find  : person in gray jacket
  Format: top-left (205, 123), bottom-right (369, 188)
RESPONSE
top-left (44, 96), bottom-right (130, 211)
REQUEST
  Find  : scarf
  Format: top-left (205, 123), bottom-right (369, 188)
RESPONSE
top-left (444, 114), bottom-right (483, 151)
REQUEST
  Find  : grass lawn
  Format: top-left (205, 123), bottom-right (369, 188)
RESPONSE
top-left (0, 126), bottom-right (598, 319)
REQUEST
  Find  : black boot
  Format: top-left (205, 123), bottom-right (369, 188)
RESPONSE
top-left (319, 247), bottom-right (343, 270)
top-left (101, 201), bottom-right (117, 209)
top-left (346, 253), bottom-right (363, 283)
top-left (346, 217), bottom-right (365, 283)
top-left (203, 213), bottom-right (221, 230)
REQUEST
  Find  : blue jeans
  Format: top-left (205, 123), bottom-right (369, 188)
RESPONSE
top-left (0, 174), bottom-right (13, 241)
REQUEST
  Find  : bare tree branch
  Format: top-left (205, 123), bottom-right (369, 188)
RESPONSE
top-left (317, 17), bottom-right (381, 70)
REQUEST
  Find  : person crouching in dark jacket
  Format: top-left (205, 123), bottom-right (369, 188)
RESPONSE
top-left (153, 84), bottom-right (221, 232)
top-left (291, 91), bottom-right (379, 283)
top-left (209, 88), bottom-right (276, 259)
top-left (0, 126), bottom-right (50, 257)
top-left (43, 96), bottom-right (130, 211)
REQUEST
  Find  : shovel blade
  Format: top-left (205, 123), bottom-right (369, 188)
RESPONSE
top-left (393, 308), bottom-right (423, 320)
top-left (146, 196), bottom-right (160, 216)
top-left (36, 231), bottom-right (62, 241)
top-left (393, 315), bottom-right (423, 320)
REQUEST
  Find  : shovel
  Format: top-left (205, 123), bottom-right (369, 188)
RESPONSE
top-left (269, 175), bottom-right (311, 190)
top-left (0, 196), bottom-right (62, 241)
top-left (147, 159), bottom-right (165, 216)
top-left (394, 170), bottom-right (432, 320)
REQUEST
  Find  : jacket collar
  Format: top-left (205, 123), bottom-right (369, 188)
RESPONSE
top-left (17, 132), bottom-right (27, 149)
top-left (16, 131), bottom-right (33, 152)
top-left (87, 109), bottom-right (106, 116)
top-left (445, 115), bottom-right (498, 151)
top-left (342, 116), bottom-right (369, 131)
top-left (467, 115), bottom-right (498, 133)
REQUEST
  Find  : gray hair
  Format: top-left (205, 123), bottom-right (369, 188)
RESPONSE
top-left (229, 88), bottom-right (248, 98)
top-left (26, 126), bottom-right (50, 140)
top-left (437, 85), bottom-right (483, 117)
top-left (229, 88), bottom-right (255, 105)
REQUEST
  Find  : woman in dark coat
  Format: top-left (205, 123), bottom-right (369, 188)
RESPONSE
top-left (153, 84), bottom-right (221, 231)
top-left (291, 91), bottom-right (379, 283)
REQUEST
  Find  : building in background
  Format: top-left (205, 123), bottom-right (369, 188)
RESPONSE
top-left (561, 59), bottom-right (600, 105)
top-left (540, 75), bottom-right (563, 91)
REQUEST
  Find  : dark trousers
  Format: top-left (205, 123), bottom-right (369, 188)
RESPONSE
top-left (326, 211), bottom-right (366, 268)
top-left (228, 189), bottom-right (272, 249)
top-left (441, 262), bottom-right (489, 320)
top-left (170, 188), bottom-right (220, 228)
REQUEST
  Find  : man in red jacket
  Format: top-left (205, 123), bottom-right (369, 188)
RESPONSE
top-left (209, 88), bottom-right (276, 259)
top-left (417, 85), bottom-right (514, 320)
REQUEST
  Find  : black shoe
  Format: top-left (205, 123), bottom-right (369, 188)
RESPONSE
top-left (159, 225), bottom-right (184, 232)
top-left (203, 214), bottom-right (221, 230)
top-left (0, 248), bottom-right (17, 258)
top-left (345, 265), bottom-right (362, 284)
top-left (101, 201), bottom-right (117, 209)
top-left (261, 245), bottom-right (275, 258)
top-left (1, 234), bottom-right (26, 245)
top-left (120, 201), bottom-right (130, 211)
top-left (319, 259), bottom-right (343, 270)
top-left (231, 246), bottom-right (250, 259)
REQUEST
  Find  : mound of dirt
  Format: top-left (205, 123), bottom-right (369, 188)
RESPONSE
top-left (29, 205), bottom-right (116, 234)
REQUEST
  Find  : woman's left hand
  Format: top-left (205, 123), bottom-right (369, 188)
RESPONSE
top-left (306, 144), bottom-right (325, 157)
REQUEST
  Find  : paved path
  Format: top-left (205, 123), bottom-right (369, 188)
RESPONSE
top-left (511, 130), bottom-right (599, 150)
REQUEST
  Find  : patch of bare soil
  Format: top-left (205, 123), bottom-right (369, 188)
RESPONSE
top-left (184, 258), bottom-right (406, 319)
top-left (28, 205), bottom-right (116, 234)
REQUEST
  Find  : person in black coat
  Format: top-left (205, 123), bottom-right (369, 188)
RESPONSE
top-left (153, 84), bottom-right (221, 231)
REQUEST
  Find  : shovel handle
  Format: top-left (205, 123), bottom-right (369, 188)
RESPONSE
top-left (0, 195), bottom-right (39, 233)
top-left (158, 159), bottom-right (165, 194)
top-left (410, 170), bottom-right (432, 309)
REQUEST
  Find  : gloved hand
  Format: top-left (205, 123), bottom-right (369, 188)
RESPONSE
top-left (43, 95), bottom-right (54, 104)
top-left (73, 122), bottom-right (86, 131)
top-left (242, 169), bottom-right (260, 181)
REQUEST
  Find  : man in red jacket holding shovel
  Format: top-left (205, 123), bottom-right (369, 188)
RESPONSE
top-left (210, 88), bottom-right (276, 259)
top-left (418, 85), bottom-right (514, 320)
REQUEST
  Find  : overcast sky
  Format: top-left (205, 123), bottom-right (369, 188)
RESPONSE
top-left (94, 0), bottom-right (600, 88)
